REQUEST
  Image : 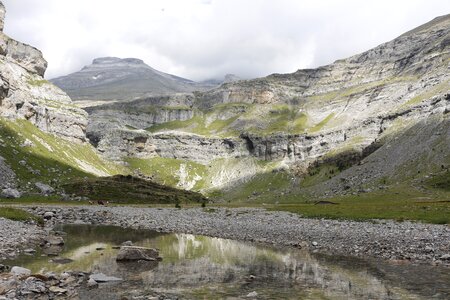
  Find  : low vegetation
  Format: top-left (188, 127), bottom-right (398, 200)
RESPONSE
top-left (270, 186), bottom-right (450, 224)
top-left (62, 175), bottom-right (207, 204)
top-left (0, 207), bottom-right (44, 225)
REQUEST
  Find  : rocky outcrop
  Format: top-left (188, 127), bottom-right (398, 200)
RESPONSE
top-left (0, 1), bottom-right (88, 142)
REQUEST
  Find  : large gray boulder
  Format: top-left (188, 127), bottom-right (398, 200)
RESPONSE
top-left (1, 188), bottom-right (21, 199)
top-left (35, 182), bottom-right (54, 195)
top-left (10, 266), bottom-right (31, 277)
top-left (116, 246), bottom-right (161, 262)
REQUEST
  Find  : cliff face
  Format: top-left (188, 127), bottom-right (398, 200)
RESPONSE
top-left (0, 1), bottom-right (121, 196)
top-left (0, 2), bottom-right (88, 143)
top-left (79, 15), bottom-right (449, 194)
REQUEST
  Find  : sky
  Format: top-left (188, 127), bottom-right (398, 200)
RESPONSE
top-left (2, 0), bottom-right (449, 81)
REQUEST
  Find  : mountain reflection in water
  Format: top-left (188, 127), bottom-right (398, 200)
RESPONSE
top-left (6, 225), bottom-right (449, 299)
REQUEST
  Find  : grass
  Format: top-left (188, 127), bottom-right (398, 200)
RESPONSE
top-left (402, 79), bottom-right (449, 107)
top-left (0, 207), bottom-right (44, 225)
top-left (309, 113), bottom-right (335, 133)
top-left (270, 186), bottom-right (450, 224)
top-left (126, 157), bottom-right (208, 190)
top-left (426, 170), bottom-right (450, 191)
top-left (216, 171), bottom-right (294, 203)
top-left (27, 79), bottom-right (49, 87)
top-left (61, 175), bottom-right (207, 204)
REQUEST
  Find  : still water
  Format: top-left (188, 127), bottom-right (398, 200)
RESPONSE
top-left (5, 225), bottom-right (450, 299)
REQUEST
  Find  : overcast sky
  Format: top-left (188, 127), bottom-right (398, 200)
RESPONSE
top-left (2, 0), bottom-right (449, 80)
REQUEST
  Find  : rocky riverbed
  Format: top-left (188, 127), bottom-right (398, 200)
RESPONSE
top-left (14, 205), bottom-right (450, 266)
top-left (1, 206), bottom-right (450, 299)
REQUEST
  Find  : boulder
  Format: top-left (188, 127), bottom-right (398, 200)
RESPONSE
top-left (43, 211), bottom-right (54, 219)
top-left (35, 182), bottom-right (54, 195)
top-left (1, 188), bottom-right (21, 199)
top-left (10, 266), bottom-right (31, 277)
top-left (45, 236), bottom-right (64, 246)
top-left (116, 246), bottom-right (161, 262)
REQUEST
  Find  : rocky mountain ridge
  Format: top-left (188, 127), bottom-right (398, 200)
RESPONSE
top-left (81, 14), bottom-right (449, 196)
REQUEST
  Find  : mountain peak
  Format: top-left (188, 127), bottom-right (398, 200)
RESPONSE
top-left (91, 57), bottom-right (145, 66)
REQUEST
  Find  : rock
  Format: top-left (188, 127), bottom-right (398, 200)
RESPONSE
top-left (48, 286), bottom-right (67, 293)
top-left (43, 211), bottom-right (55, 219)
top-left (50, 258), bottom-right (73, 264)
top-left (21, 277), bottom-right (46, 293)
top-left (87, 278), bottom-right (98, 288)
top-left (89, 273), bottom-right (122, 283)
top-left (20, 139), bottom-right (34, 148)
top-left (35, 182), bottom-right (54, 195)
top-left (0, 264), bottom-right (10, 272)
top-left (440, 254), bottom-right (450, 260)
top-left (121, 240), bottom-right (133, 246)
top-left (312, 241), bottom-right (318, 247)
top-left (0, 278), bottom-right (16, 294)
top-left (10, 266), bottom-right (31, 277)
top-left (246, 291), bottom-right (258, 298)
top-left (23, 248), bottom-right (36, 254)
top-left (116, 246), bottom-right (160, 262)
top-left (45, 236), bottom-right (64, 246)
top-left (1, 188), bottom-right (21, 199)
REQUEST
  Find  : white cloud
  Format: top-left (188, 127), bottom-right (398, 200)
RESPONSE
top-left (2, 0), bottom-right (449, 80)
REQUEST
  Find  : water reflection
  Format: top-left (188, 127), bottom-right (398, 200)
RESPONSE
top-left (4, 225), bottom-right (449, 300)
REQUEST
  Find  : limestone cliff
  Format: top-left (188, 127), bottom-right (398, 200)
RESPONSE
top-left (0, 1), bottom-right (120, 196)
top-left (0, 3), bottom-right (87, 143)
top-left (79, 15), bottom-right (449, 195)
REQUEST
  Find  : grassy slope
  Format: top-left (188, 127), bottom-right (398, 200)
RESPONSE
top-left (0, 118), bottom-right (207, 205)
top-left (62, 175), bottom-right (206, 204)
top-left (0, 118), bottom-right (121, 188)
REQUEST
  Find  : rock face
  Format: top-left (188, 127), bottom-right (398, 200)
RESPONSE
top-left (51, 57), bottom-right (218, 101)
top-left (0, 1), bottom-right (88, 142)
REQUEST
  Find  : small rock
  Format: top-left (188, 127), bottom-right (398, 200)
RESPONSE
top-left (20, 139), bottom-right (34, 148)
top-left (440, 254), bottom-right (450, 260)
top-left (45, 236), bottom-right (64, 246)
top-left (43, 212), bottom-right (55, 219)
top-left (121, 241), bottom-right (133, 246)
top-left (89, 273), bottom-right (122, 283)
top-left (23, 249), bottom-right (36, 254)
top-left (312, 241), bottom-right (318, 247)
top-left (246, 291), bottom-right (258, 298)
top-left (87, 278), bottom-right (98, 288)
top-left (49, 286), bottom-right (67, 293)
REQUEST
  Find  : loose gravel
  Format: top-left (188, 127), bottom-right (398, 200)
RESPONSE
top-left (0, 217), bottom-right (46, 260)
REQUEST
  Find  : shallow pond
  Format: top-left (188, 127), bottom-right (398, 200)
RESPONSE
top-left (5, 224), bottom-right (450, 299)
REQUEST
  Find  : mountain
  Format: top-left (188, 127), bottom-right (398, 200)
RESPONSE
top-left (82, 14), bottom-right (449, 200)
top-left (50, 57), bottom-right (218, 101)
